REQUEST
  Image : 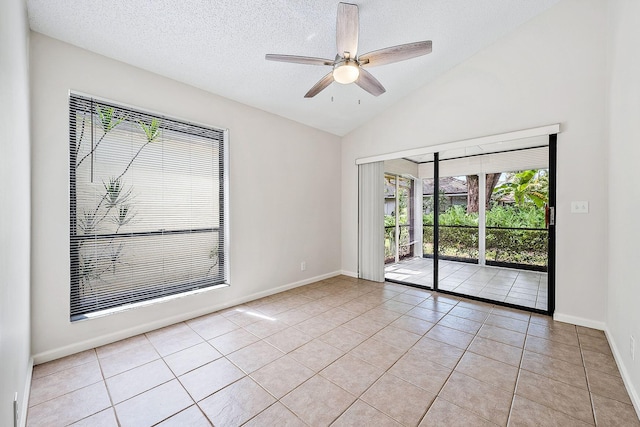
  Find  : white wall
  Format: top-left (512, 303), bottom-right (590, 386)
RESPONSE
top-left (0, 0), bottom-right (32, 425)
top-left (342, 0), bottom-right (609, 326)
top-left (606, 0), bottom-right (640, 412)
top-left (30, 33), bottom-right (342, 361)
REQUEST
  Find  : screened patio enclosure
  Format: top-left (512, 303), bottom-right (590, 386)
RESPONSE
top-left (380, 133), bottom-right (556, 314)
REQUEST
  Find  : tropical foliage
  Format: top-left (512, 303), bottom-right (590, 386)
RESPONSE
top-left (493, 169), bottom-right (549, 207)
top-left (387, 169), bottom-right (550, 267)
top-left (420, 203), bottom-right (547, 266)
top-left (421, 204), bottom-right (545, 229)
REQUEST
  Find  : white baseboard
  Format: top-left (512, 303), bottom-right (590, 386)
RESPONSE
top-left (553, 312), bottom-right (606, 331)
top-left (340, 270), bottom-right (358, 278)
top-left (604, 327), bottom-right (640, 419)
top-left (552, 313), bottom-right (639, 419)
top-left (20, 357), bottom-right (33, 427)
top-left (32, 270), bottom-right (342, 364)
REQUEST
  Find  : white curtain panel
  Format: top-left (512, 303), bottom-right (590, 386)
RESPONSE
top-left (358, 161), bottom-right (385, 282)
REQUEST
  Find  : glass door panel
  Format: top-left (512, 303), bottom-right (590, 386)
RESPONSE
top-left (434, 143), bottom-right (551, 311)
top-left (384, 174), bottom-right (397, 264)
top-left (485, 168), bottom-right (549, 310)
top-left (397, 176), bottom-right (414, 261)
top-left (436, 173), bottom-right (480, 293)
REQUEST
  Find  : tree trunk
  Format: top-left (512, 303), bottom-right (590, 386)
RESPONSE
top-left (466, 173), bottom-right (501, 213)
top-left (467, 175), bottom-right (479, 213)
top-left (485, 173), bottom-right (501, 209)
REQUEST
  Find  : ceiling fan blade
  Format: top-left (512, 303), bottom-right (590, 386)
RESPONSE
top-left (336, 2), bottom-right (359, 58)
top-left (359, 40), bottom-right (432, 67)
top-left (355, 68), bottom-right (386, 96)
top-left (304, 72), bottom-right (335, 98)
top-left (265, 54), bottom-right (334, 66)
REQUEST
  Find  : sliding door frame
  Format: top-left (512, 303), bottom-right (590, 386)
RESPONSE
top-left (547, 134), bottom-right (557, 315)
top-left (433, 152), bottom-right (440, 292)
top-left (429, 135), bottom-right (556, 316)
top-left (362, 124), bottom-right (560, 316)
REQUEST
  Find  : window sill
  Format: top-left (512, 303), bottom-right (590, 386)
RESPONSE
top-left (70, 282), bottom-right (230, 322)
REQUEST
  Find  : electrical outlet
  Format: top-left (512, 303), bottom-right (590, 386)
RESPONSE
top-left (631, 335), bottom-right (635, 361)
top-left (300, 261), bottom-right (306, 271)
top-left (570, 201), bottom-right (589, 214)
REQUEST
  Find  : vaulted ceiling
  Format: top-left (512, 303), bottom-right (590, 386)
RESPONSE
top-left (26, 0), bottom-right (561, 136)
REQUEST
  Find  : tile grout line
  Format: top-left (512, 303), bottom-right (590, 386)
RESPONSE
top-left (270, 285), bottom-right (394, 424)
top-left (325, 288), bottom-right (453, 426)
top-left (28, 277), bottom-right (632, 426)
top-left (414, 296), bottom-right (502, 426)
top-left (417, 297), bottom-right (470, 426)
top-left (515, 323), bottom-right (602, 425)
top-left (219, 285), bottom-right (397, 426)
top-left (578, 332), bottom-right (599, 426)
top-left (31, 291), bottom-right (477, 425)
top-left (276, 289), bottom-right (430, 425)
top-left (27, 351), bottom-right (106, 423)
top-left (505, 314), bottom-right (533, 426)
top-left (94, 348), bottom-right (121, 427)
top-left (253, 284), bottom-right (440, 426)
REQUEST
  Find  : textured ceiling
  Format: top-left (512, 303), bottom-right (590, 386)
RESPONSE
top-left (26, 0), bottom-right (561, 136)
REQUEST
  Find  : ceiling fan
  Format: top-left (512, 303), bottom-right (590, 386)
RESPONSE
top-left (265, 2), bottom-right (432, 98)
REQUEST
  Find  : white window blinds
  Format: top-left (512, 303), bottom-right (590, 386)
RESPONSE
top-left (69, 93), bottom-right (228, 320)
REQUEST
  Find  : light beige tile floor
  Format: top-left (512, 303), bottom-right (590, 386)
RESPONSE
top-left (385, 258), bottom-right (548, 310)
top-left (27, 276), bottom-right (639, 426)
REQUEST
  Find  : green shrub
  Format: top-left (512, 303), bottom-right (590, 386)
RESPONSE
top-left (485, 228), bottom-right (547, 266)
top-left (423, 225), bottom-right (478, 258)
top-left (422, 205), bottom-right (547, 266)
top-left (485, 205), bottom-right (545, 228)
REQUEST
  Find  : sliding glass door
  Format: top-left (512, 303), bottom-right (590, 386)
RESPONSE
top-left (381, 136), bottom-right (556, 315)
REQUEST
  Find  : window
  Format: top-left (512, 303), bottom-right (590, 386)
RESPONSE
top-left (69, 93), bottom-right (228, 320)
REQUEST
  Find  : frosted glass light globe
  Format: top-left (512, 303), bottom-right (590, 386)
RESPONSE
top-left (333, 62), bottom-right (360, 84)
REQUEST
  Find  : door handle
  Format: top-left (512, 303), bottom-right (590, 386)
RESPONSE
top-left (545, 205), bottom-right (555, 228)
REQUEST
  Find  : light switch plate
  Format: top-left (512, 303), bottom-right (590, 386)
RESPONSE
top-left (571, 201), bottom-right (589, 214)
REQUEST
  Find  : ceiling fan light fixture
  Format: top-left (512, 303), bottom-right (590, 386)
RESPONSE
top-left (333, 61), bottom-right (360, 84)
top-left (265, 3), bottom-right (432, 97)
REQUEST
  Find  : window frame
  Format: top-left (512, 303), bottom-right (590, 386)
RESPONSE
top-left (68, 92), bottom-right (230, 321)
